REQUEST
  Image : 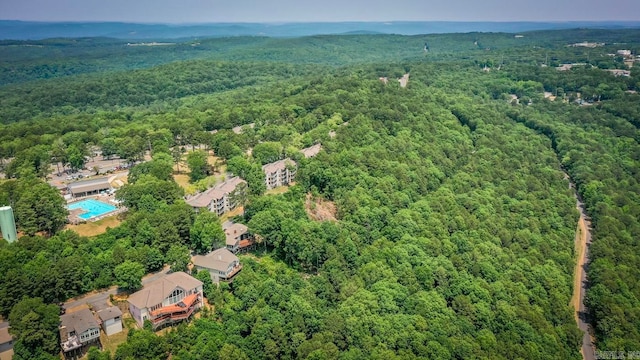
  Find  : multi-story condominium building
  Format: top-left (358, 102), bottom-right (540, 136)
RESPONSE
top-left (185, 176), bottom-right (247, 216)
top-left (262, 159), bottom-right (297, 190)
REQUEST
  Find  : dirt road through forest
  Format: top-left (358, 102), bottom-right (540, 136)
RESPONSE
top-left (568, 177), bottom-right (596, 360)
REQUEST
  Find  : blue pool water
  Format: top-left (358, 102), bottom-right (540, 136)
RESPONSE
top-left (67, 199), bottom-right (117, 219)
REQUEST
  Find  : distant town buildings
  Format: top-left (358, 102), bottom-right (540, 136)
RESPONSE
top-left (569, 42), bottom-right (604, 48)
top-left (606, 69), bottom-right (631, 77)
top-left (263, 159), bottom-right (297, 190)
top-left (617, 49), bottom-right (632, 57)
top-left (185, 176), bottom-right (247, 216)
top-left (127, 272), bottom-right (203, 330)
top-left (556, 63), bottom-right (587, 71)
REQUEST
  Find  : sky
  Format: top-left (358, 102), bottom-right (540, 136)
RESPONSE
top-left (1, 0), bottom-right (639, 23)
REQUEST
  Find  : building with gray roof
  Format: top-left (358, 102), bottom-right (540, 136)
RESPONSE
top-left (59, 308), bottom-right (100, 355)
top-left (185, 176), bottom-right (246, 216)
top-left (95, 306), bottom-right (123, 336)
top-left (128, 272), bottom-right (203, 328)
top-left (262, 158), bottom-right (296, 190)
top-left (300, 143), bottom-right (322, 158)
top-left (67, 177), bottom-right (112, 198)
top-left (192, 248), bottom-right (242, 283)
top-left (222, 221), bottom-right (253, 253)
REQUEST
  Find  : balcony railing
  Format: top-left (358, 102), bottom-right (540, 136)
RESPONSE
top-left (221, 264), bottom-right (243, 280)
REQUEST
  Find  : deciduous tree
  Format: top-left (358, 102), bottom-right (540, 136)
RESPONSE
top-left (114, 260), bottom-right (145, 291)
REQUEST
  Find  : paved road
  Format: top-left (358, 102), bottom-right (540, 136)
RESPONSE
top-left (63, 266), bottom-right (171, 310)
top-left (0, 321), bottom-right (7, 329)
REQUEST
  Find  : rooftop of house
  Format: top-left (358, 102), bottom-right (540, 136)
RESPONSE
top-left (301, 143), bottom-right (322, 158)
top-left (0, 327), bottom-right (12, 344)
top-left (96, 306), bottom-right (122, 322)
top-left (262, 158), bottom-right (296, 174)
top-left (60, 308), bottom-right (99, 336)
top-left (185, 176), bottom-right (246, 208)
top-left (232, 123), bottom-right (255, 134)
top-left (89, 300), bottom-right (110, 312)
top-left (223, 221), bottom-right (249, 246)
top-left (192, 248), bottom-right (239, 273)
top-left (128, 272), bottom-right (203, 309)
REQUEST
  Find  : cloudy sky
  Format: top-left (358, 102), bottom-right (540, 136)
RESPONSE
top-left (1, 0), bottom-right (639, 23)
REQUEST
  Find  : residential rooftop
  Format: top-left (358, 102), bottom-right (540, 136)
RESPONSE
top-left (185, 176), bottom-right (245, 208)
top-left (192, 248), bottom-right (239, 273)
top-left (301, 143), bottom-right (322, 158)
top-left (0, 327), bottom-right (12, 345)
top-left (60, 308), bottom-right (98, 338)
top-left (223, 221), bottom-right (249, 246)
top-left (262, 158), bottom-right (296, 174)
top-left (128, 272), bottom-right (203, 309)
top-left (96, 306), bottom-right (122, 322)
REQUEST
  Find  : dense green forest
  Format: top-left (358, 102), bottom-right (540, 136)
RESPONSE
top-left (0, 29), bottom-right (639, 359)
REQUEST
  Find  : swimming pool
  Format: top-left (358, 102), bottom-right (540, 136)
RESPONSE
top-left (67, 199), bottom-right (117, 220)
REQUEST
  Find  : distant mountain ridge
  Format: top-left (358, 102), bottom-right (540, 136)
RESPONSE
top-left (1, 20), bottom-right (640, 40)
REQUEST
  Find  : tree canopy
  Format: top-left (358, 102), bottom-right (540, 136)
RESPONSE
top-left (1, 28), bottom-right (639, 359)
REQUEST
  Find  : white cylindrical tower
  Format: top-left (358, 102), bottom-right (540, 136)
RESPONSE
top-left (0, 206), bottom-right (18, 243)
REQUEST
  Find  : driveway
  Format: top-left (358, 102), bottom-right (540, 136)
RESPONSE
top-left (63, 266), bottom-right (171, 310)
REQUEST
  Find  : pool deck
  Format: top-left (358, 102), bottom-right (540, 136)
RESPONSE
top-left (67, 195), bottom-right (125, 224)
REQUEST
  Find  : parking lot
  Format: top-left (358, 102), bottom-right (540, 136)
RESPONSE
top-left (47, 154), bottom-right (131, 194)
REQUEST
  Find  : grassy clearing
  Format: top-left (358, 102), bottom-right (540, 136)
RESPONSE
top-left (101, 316), bottom-right (135, 355)
top-left (173, 174), bottom-right (196, 194)
top-left (220, 206), bottom-right (244, 222)
top-left (66, 216), bottom-right (122, 237)
top-left (174, 153), bottom-right (227, 195)
top-left (265, 186), bottom-right (290, 195)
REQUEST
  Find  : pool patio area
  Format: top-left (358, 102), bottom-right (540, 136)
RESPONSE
top-left (67, 197), bottom-right (124, 224)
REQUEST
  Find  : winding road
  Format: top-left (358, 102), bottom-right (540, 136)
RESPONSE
top-left (567, 174), bottom-right (596, 360)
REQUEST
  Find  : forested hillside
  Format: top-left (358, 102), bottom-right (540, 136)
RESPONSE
top-left (0, 29), bottom-right (639, 359)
